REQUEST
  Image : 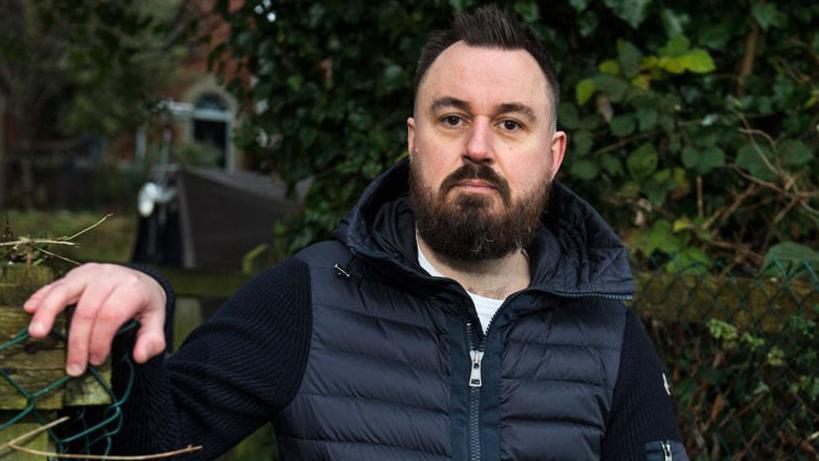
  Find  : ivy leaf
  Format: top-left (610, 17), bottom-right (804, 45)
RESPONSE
top-left (666, 247), bottom-right (710, 274)
top-left (448, 0), bottom-right (469, 13)
top-left (580, 114), bottom-right (602, 131)
top-left (658, 49), bottom-right (715, 74)
top-left (569, 0), bottom-right (590, 11)
top-left (571, 159), bottom-right (600, 180)
top-left (576, 78), bottom-right (596, 105)
top-left (681, 50), bottom-right (716, 73)
top-left (601, 154), bottom-right (624, 176)
top-left (594, 75), bottom-right (629, 102)
top-left (578, 10), bottom-right (599, 37)
top-left (761, 242), bottom-right (819, 276)
top-left (611, 114), bottom-right (636, 136)
top-left (598, 59), bottom-right (621, 76)
top-left (659, 35), bottom-right (690, 57)
top-left (736, 144), bottom-right (776, 181)
top-left (626, 227), bottom-right (655, 257)
top-left (636, 108), bottom-right (658, 131)
top-left (643, 174), bottom-right (670, 205)
top-left (513, 1), bottom-right (539, 23)
top-left (660, 8), bottom-right (686, 37)
top-left (558, 102), bottom-right (580, 129)
top-left (573, 130), bottom-right (594, 156)
top-left (603, 0), bottom-right (652, 28)
top-left (672, 167), bottom-right (691, 197)
top-left (617, 40), bottom-right (643, 78)
top-left (683, 146), bottom-right (725, 175)
top-left (779, 140), bottom-right (813, 167)
top-left (650, 219), bottom-right (682, 253)
top-left (698, 22), bottom-right (732, 50)
top-left (681, 146), bottom-right (698, 169)
top-left (627, 143), bottom-right (658, 180)
top-left (752, 3), bottom-right (779, 30)
top-left (286, 74), bottom-right (303, 90)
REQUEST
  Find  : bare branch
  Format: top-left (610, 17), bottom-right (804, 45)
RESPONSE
top-left (7, 443), bottom-right (202, 460)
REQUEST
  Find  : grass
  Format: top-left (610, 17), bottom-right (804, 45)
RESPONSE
top-left (3, 209), bottom-right (136, 263)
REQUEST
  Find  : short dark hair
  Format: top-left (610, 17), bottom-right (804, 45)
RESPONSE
top-left (413, 5), bottom-right (560, 128)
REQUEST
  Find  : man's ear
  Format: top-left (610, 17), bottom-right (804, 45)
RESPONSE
top-left (407, 117), bottom-right (416, 158)
top-left (548, 130), bottom-right (567, 181)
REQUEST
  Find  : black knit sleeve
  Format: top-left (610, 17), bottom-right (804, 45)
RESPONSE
top-left (109, 258), bottom-right (313, 459)
top-left (601, 308), bottom-right (688, 460)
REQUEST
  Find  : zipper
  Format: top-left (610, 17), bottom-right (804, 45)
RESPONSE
top-left (466, 321), bottom-right (482, 461)
top-left (661, 441), bottom-right (672, 461)
top-left (469, 349), bottom-right (484, 387)
top-left (462, 290), bottom-right (629, 461)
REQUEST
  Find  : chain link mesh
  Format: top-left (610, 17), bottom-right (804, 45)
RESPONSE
top-left (631, 260), bottom-right (819, 460)
top-left (0, 321), bottom-right (136, 457)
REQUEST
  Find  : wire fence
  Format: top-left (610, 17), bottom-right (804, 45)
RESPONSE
top-left (0, 260), bottom-right (817, 460)
top-left (632, 260), bottom-right (819, 460)
top-left (0, 320), bottom-right (136, 458)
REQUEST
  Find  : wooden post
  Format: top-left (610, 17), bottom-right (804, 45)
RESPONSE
top-left (0, 265), bottom-right (112, 458)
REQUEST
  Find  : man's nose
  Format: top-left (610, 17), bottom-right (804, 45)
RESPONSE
top-left (464, 119), bottom-right (494, 162)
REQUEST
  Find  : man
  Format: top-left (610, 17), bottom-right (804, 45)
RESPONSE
top-left (24, 6), bottom-right (688, 460)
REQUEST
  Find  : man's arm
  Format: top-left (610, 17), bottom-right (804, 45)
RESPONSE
top-left (106, 258), bottom-right (312, 458)
top-left (601, 309), bottom-right (689, 460)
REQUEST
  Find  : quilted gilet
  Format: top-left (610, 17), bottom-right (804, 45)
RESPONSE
top-left (273, 159), bottom-right (635, 460)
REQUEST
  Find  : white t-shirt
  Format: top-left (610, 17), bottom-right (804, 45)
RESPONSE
top-left (417, 245), bottom-right (504, 333)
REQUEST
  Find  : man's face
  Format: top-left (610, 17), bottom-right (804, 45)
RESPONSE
top-left (407, 41), bottom-right (566, 262)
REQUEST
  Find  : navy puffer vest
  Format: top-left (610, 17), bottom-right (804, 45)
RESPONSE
top-left (274, 159), bottom-right (635, 460)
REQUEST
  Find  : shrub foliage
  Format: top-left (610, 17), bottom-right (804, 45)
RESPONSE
top-left (213, 0), bottom-right (818, 269)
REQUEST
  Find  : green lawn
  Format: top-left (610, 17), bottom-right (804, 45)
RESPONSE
top-left (3, 209), bottom-right (136, 263)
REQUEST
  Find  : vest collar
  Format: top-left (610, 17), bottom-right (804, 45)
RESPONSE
top-left (332, 158), bottom-right (635, 299)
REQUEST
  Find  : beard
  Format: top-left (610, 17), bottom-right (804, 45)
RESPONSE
top-left (409, 158), bottom-right (550, 267)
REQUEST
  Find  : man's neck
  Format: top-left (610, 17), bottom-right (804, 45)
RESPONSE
top-left (417, 235), bottom-right (530, 300)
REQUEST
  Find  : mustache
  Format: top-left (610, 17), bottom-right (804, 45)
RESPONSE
top-left (439, 161), bottom-right (511, 205)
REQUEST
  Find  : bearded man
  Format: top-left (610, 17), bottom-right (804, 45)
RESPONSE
top-left (24, 5), bottom-right (689, 460)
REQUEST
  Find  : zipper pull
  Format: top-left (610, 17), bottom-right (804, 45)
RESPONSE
top-left (661, 441), bottom-right (672, 461)
top-left (469, 350), bottom-right (484, 387)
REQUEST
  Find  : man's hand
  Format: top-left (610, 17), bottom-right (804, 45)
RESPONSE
top-left (23, 263), bottom-right (167, 377)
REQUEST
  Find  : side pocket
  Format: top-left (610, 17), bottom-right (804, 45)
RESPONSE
top-left (644, 440), bottom-right (689, 461)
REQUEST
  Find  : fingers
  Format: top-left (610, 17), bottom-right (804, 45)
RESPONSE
top-left (22, 263), bottom-right (168, 377)
top-left (23, 283), bottom-right (53, 313)
top-left (28, 276), bottom-right (87, 338)
top-left (65, 282), bottom-right (117, 376)
top-left (132, 306), bottom-right (167, 364)
top-left (87, 283), bottom-right (148, 367)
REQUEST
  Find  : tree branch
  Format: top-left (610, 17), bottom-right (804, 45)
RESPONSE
top-left (736, 9), bottom-right (760, 97)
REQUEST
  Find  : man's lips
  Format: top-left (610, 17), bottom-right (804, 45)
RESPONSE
top-left (454, 179), bottom-right (497, 190)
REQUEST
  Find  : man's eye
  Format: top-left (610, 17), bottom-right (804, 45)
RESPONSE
top-left (442, 115), bottom-right (462, 126)
top-left (501, 120), bottom-right (522, 131)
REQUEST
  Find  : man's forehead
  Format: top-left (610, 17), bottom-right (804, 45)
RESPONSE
top-left (416, 42), bottom-right (550, 114)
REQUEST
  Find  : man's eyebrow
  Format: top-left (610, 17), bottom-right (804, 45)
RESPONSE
top-left (430, 96), bottom-right (471, 113)
top-left (496, 102), bottom-right (537, 122)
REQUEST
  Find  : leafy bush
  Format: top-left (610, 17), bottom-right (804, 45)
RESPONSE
top-left (212, 0), bottom-right (818, 266)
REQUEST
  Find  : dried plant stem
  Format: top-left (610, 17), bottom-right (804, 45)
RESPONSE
top-left (1, 213), bottom-right (114, 266)
top-left (62, 213), bottom-right (113, 241)
top-left (0, 238), bottom-right (76, 247)
top-left (34, 246), bottom-right (81, 265)
top-left (0, 414), bottom-right (202, 459)
top-left (0, 415), bottom-right (70, 452)
top-left (7, 442), bottom-right (202, 460)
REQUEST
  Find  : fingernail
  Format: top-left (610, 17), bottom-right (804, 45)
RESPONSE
top-left (66, 363), bottom-right (83, 377)
top-left (89, 354), bottom-right (100, 365)
top-left (29, 322), bottom-right (43, 336)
